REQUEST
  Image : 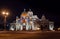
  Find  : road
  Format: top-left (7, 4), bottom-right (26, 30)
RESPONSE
top-left (0, 31), bottom-right (60, 39)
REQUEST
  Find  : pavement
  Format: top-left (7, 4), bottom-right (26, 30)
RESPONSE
top-left (0, 31), bottom-right (60, 39)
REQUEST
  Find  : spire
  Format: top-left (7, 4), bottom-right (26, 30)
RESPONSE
top-left (16, 16), bottom-right (19, 19)
top-left (24, 9), bottom-right (26, 12)
top-left (41, 14), bottom-right (46, 20)
top-left (29, 9), bottom-right (31, 11)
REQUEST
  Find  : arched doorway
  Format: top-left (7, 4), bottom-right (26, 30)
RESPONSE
top-left (23, 26), bottom-right (26, 30)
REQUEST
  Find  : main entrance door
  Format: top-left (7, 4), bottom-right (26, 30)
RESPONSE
top-left (23, 26), bottom-right (26, 30)
top-left (41, 25), bottom-right (48, 31)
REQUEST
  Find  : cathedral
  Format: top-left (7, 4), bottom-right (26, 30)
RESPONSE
top-left (10, 9), bottom-right (54, 31)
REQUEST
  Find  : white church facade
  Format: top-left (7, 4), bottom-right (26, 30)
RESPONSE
top-left (10, 9), bottom-right (54, 31)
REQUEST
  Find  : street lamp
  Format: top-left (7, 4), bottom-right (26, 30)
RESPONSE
top-left (2, 11), bottom-right (9, 30)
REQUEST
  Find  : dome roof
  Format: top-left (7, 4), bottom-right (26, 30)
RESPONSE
top-left (21, 9), bottom-right (28, 17)
top-left (21, 12), bottom-right (28, 17)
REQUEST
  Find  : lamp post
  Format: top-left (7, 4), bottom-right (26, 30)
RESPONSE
top-left (2, 11), bottom-right (9, 30)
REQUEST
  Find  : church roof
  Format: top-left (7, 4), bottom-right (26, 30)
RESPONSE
top-left (41, 14), bottom-right (46, 20)
top-left (21, 9), bottom-right (28, 17)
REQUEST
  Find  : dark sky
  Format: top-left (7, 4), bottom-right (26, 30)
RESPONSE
top-left (0, 0), bottom-right (60, 27)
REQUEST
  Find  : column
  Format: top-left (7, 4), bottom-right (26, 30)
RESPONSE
top-left (31, 22), bottom-right (35, 30)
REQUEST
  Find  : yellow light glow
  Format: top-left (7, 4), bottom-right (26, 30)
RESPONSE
top-left (21, 13), bottom-right (28, 17)
top-left (30, 21), bottom-right (33, 23)
top-left (6, 12), bottom-right (9, 15)
top-left (2, 12), bottom-right (5, 15)
top-left (36, 28), bottom-right (40, 30)
top-left (2, 11), bottom-right (9, 16)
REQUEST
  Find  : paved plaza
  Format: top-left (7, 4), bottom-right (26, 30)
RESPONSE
top-left (0, 31), bottom-right (60, 39)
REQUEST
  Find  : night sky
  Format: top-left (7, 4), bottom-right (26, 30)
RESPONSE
top-left (0, 0), bottom-right (60, 28)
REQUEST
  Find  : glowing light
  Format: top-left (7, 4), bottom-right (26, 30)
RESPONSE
top-left (21, 13), bottom-right (28, 17)
top-left (58, 28), bottom-right (60, 30)
top-left (36, 28), bottom-right (40, 30)
top-left (10, 28), bottom-right (14, 31)
top-left (49, 25), bottom-right (54, 30)
top-left (2, 12), bottom-right (5, 15)
top-left (2, 11), bottom-right (9, 16)
top-left (6, 12), bottom-right (9, 15)
top-left (30, 21), bottom-right (33, 24)
top-left (23, 23), bottom-right (26, 25)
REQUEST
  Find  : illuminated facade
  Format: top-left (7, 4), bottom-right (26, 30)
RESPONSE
top-left (10, 9), bottom-right (54, 31)
top-left (40, 15), bottom-right (54, 31)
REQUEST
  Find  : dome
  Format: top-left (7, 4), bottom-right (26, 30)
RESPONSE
top-left (21, 9), bottom-right (28, 17)
top-left (21, 12), bottom-right (28, 17)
